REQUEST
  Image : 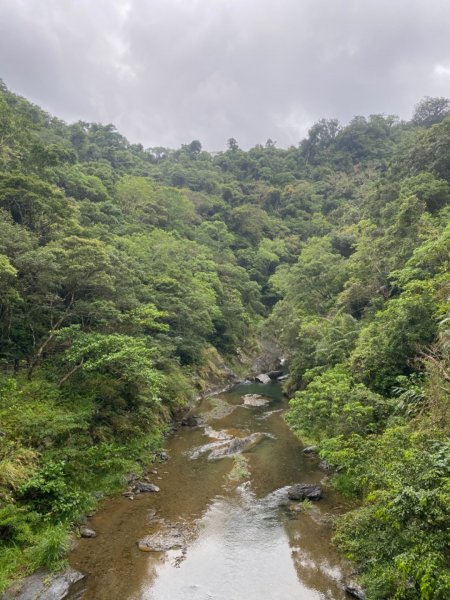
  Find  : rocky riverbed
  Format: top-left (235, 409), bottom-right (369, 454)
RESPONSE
top-left (65, 382), bottom-right (353, 600)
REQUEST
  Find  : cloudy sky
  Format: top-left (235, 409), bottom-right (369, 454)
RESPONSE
top-left (1, 0), bottom-right (450, 149)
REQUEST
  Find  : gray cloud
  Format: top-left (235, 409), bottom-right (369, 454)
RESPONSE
top-left (1, 0), bottom-right (450, 149)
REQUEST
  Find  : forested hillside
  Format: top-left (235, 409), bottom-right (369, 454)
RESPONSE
top-left (0, 81), bottom-right (449, 598)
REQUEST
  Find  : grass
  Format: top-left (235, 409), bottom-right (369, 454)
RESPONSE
top-left (227, 454), bottom-right (250, 482)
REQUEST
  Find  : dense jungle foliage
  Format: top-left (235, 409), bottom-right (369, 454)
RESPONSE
top-left (0, 81), bottom-right (449, 597)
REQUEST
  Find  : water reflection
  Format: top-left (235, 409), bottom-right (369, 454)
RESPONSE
top-left (141, 492), bottom-right (321, 600)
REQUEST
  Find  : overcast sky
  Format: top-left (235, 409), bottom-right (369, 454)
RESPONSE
top-left (1, 0), bottom-right (450, 150)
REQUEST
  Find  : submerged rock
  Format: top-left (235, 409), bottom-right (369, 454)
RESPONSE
top-left (201, 397), bottom-right (237, 421)
top-left (287, 502), bottom-right (304, 513)
top-left (243, 394), bottom-right (270, 407)
top-left (209, 432), bottom-right (266, 460)
top-left (287, 483), bottom-right (323, 501)
top-left (203, 426), bottom-right (233, 440)
top-left (2, 567), bottom-right (85, 600)
top-left (79, 526), bottom-right (97, 538)
top-left (138, 526), bottom-right (185, 552)
top-left (255, 373), bottom-right (271, 384)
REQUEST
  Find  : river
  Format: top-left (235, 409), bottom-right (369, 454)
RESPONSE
top-left (68, 383), bottom-right (351, 599)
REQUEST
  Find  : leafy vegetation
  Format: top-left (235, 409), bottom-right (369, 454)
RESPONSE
top-left (0, 82), bottom-right (449, 597)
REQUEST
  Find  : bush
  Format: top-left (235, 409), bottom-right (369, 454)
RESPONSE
top-left (322, 429), bottom-right (450, 599)
top-left (286, 364), bottom-right (389, 442)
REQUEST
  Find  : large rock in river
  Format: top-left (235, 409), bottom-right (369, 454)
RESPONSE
top-left (287, 483), bottom-right (323, 501)
top-left (255, 373), bottom-right (271, 384)
top-left (243, 394), bottom-right (270, 407)
top-left (134, 481), bottom-right (160, 493)
top-left (209, 433), bottom-right (266, 460)
top-left (79, 526), bottom-right (97, 538)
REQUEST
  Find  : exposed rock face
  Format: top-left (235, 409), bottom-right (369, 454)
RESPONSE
top-left (251, 343), bottom-right (284, 375)
top-left (243, 394), bottom-right (270, 407)
top-left (79, 526), bottom-right (97, 538)
top-left (209, 433), bottom-right (266, 460)
top-left (134, 482), bottom-right (160, 493)
top-left (2, 568), bottom-right (85, 600)
top-left (287, 483), bottom-right (323, 501)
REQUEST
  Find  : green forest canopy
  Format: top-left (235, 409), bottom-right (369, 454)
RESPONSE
top-left (0, 83), bottom-right (449, 598)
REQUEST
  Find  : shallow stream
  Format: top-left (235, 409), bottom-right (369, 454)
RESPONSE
top-left (68, 383), bottom-right (351, 599)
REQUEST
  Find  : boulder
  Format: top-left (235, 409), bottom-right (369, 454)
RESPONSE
top-left (255, 373), bottom-right (271, 384)
top-left (209, 433), bottom-right (266, 460)
top-left (302, 446), bottom-right (318, 454)
top-left (1, 568), bottom-right (85, 600)
top-left (287, 483), bottom-right (323, 501)
top-left (243, 394), bottom-right (270, 407)
top-left (155, 450), bottom-right (169, 462)
top-left (134, 482), bottom-right (160, 493)
top-left (277, 374), bottom-right (289, 382)
top-left (79, 526), bottom-right (97, 538)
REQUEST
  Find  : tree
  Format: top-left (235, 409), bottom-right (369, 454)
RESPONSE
top-left (0, 173), bottom-right (75, 242)
top-left (286, 364), bottom-right (386, 441)
top-left (187, 140), bottom-right (202, 156)
top-left (412, 96), bottom-right (450, 127)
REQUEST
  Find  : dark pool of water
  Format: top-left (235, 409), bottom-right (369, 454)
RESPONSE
top-left (68, 383), bottom-right (351, 599)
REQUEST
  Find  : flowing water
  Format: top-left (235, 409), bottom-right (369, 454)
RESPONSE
top-left (68, 383), bottom-right (351, 600)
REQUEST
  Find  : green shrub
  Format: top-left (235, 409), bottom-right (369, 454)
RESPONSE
top-left (286, 364), bottom-right (389, 442)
